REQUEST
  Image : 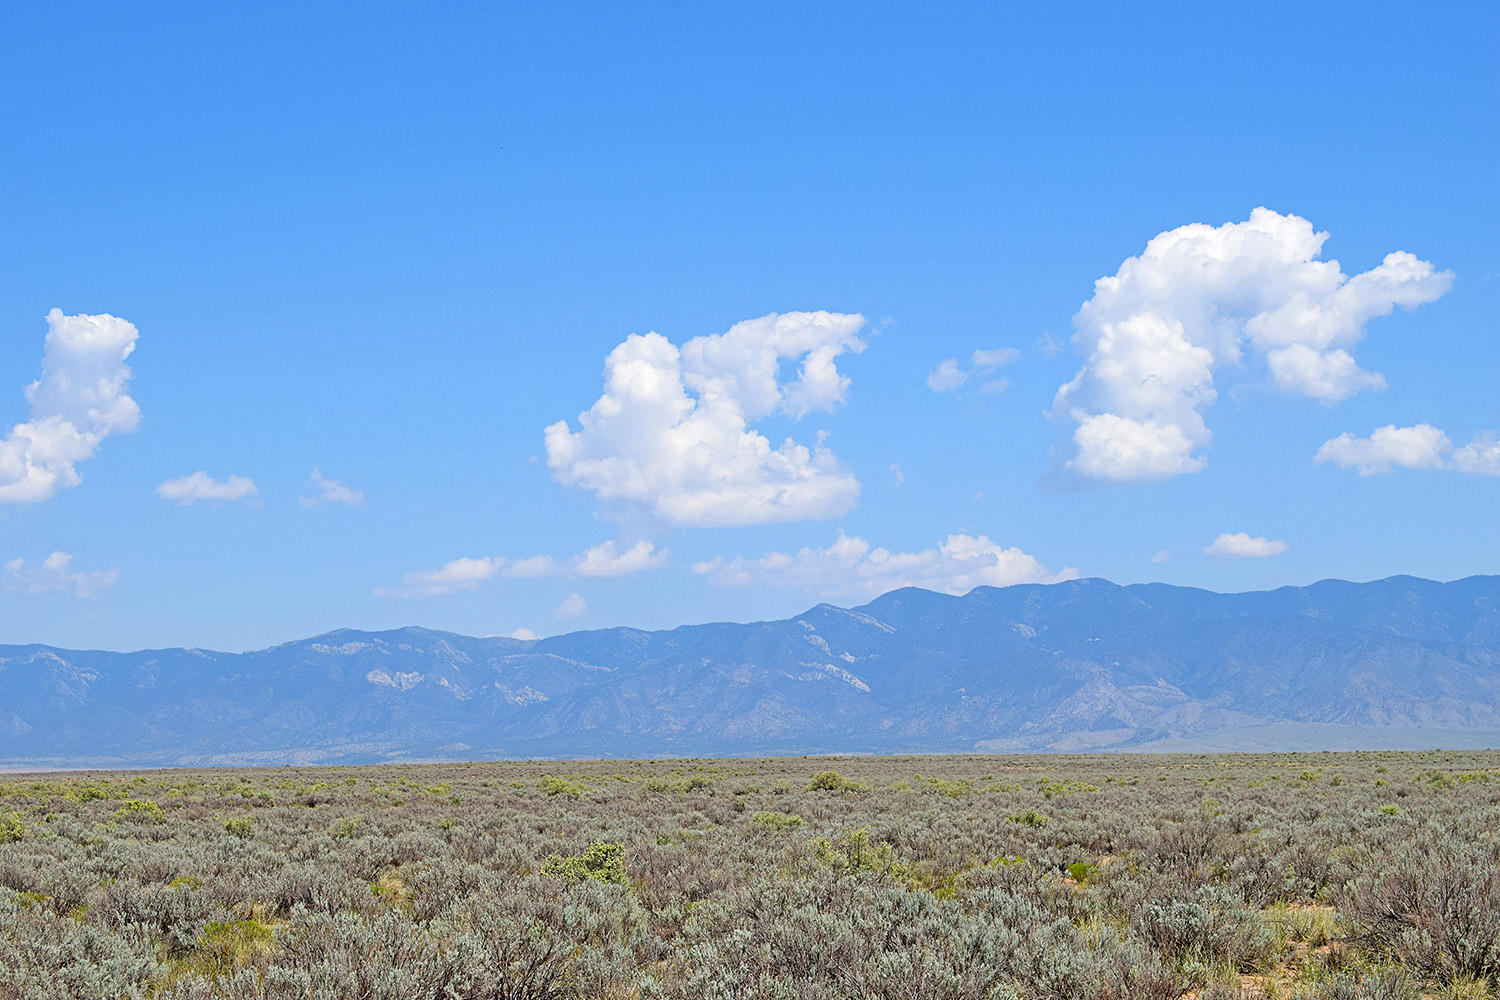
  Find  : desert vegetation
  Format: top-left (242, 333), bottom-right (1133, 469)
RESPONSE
top-left (1, 751), bottom-right (1498, 999)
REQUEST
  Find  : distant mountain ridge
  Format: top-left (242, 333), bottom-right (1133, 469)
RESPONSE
top-left (4, 574), bottom-right (1500, 767)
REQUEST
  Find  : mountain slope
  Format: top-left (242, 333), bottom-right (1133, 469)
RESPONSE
top-left (3, 575), bottom-right (1499, 766)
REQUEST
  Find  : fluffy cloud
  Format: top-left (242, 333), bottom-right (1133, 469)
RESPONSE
top-left (378, 557), bottom-right (503, 597)
top-left (693, 532), bottom-right (1077, 601)
top-left (1203, 533), bottom-right (1289, 558)
top-left (926, 359), bottom-right (967, 393)
top-left (553, 593), bottom-right (587, 620)
top-left (0, 310), bottom-right (140, 504)
top-left (1315, 424), bottom-right (1500, 476)
top-left (1052, 209), bottom-right (1452, 485)
top-left (157, 471), bottom-right (259, 504)
top-left (573, 539), bottom-right (669, 577)
top-left (1314, 423), bottom-right (1451, 476)
top-left (545, 311), bottom-right (866, 527)
top-left (378, 540), bottom-right (669, 597)
top-left (5, 551), bottom-right (120, 598)
top-left (300, 469), bottom-right (363, 507)
top-left (1452, 434), bottom-right (1500, 475)
top-left (927, 347), bottom-right (1019, 394)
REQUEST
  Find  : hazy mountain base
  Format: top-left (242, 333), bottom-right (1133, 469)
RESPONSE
top-left (5, 725), bottom-right (1500, 772)
top-left (4, 574), bottom-right (1500, 767)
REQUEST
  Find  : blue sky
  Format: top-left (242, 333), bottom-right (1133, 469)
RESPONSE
top-left (1, 2), bottom-right (1496, 651)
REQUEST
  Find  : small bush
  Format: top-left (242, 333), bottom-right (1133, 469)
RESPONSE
top-left (0, 812), bottom-right (26, 843)
top-left (329, 817), bottom-right (363, 838)
top-left (1347, 844), bottom-right (1500, 982)
top-left (540, 841), bottom-right (627, 884)
top-left (223, 817), bottom-right (254, 838)
top-left (924, 777), bottom-right (975, 797)
top-left (1135, 883), bottom-right (1275, 972)
top-left (539, 775), bottom-right (584, 798)
top-left (751, 810), bottom-right (803, 830)
top-left (644, 775), bottom-right (714, 794)
top-left (813, 828), bottom-right (903, 879)
top-left (113, 799), bottom-right (164, 820)
top-left (806, 770), bottom-right (867, 793)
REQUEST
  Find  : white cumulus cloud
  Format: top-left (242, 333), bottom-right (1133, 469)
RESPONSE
top-left (1315, 424), bottom-right (1500, 477)
top-left (1052, 208), bottom-right (1452, 485)
top-left (693, 532), bottom-right (1077, 601)
top-left (157, 471), bottom-right (259, 504)
top-left (1314, 423), bottom-right (1452, 476)
top-left (0, 309), bottom-right (141, 504)
top-left (378, 540), bottom-right (669, 597)
top-left (377, 556), bottom-right (504, 597)
top-left (1452, 433), bottom-right (1500, 475)
top-left (5, 551), bottom-right (120, 598)
top-left (544, 311), bottom-right (866, 527)
top-left (300, 469), bottom-right (363, 507)
top-left (927, 347), bottom-right (1019, 394)
top-left (573, 539), bottom-right (670, 577)
top-left (553, 593), bottom-right (587, 620)
top-left (1203, 532), bottom-right (1289, 558)
top-left (926, 359), bottom-right (968, 393)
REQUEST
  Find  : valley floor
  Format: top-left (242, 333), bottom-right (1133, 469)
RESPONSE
top-left (1, 752), bottom-right (1498, 999)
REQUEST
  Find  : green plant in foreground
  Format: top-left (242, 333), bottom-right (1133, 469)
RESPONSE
top-left (0, 811), bottom-right (26, 843)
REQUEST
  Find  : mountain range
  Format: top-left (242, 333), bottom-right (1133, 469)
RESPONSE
top-left (4, 574), bottom-right (1500, 768)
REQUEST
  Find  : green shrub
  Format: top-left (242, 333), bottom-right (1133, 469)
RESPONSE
top-left (540, 841), bottom-right (627, 884)
top-left (329, 817), bottom-right (364, 839)
top-left (1008, 809), bottom-right (1048, 827)
top-left (223, 816), bottom-right (255, 838)
top-left (0, 812), bottom-right (26, 843)
top-left (924, 777), bottom-right (975, 797)
top-left (814, 828), bottom-right (903, 879)
top-left (66, 785), bottom-right (108, 803)
top-left (806, 770), bottom-right (868, 793)
top-left (644, 775), bottom-right (714, 794)
top-left (113, 799), bottom-right (164, 820)
top-left (539, 775), bottom-right (584, 798)
top-left (1038, 778), bottom-right (1099, 799)
top-left (751, 810), bottom-right (803, 830)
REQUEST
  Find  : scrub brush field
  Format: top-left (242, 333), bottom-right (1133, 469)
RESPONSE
top-left (2, 751), bottom-right (1499, 999)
